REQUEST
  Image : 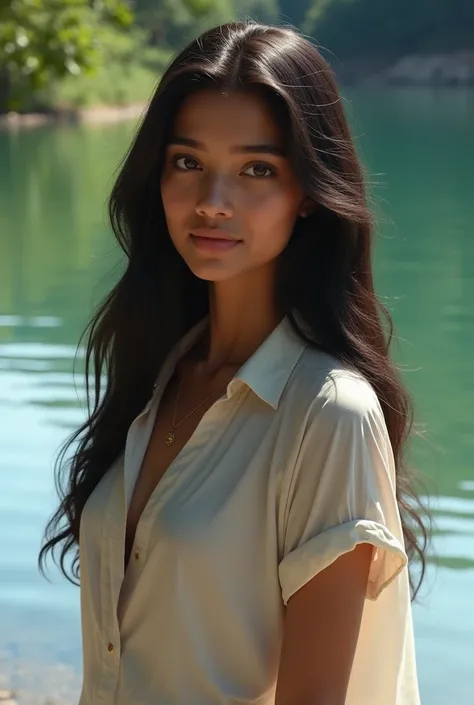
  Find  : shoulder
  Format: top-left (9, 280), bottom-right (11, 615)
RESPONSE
top-left (281, 347), bottom-right (395, 483)
top-left (286, 345), bottom-right (383, 427)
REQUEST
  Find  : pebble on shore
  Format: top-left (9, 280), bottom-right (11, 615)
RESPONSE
top-left (0, 689), bottom-right (17, 705)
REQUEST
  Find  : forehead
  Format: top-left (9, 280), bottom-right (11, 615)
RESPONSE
top-left (172, 89), bottom-right (283, 146)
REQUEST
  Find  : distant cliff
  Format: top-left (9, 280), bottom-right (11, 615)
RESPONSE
top-left (334, 52), bottom-right (474, 86)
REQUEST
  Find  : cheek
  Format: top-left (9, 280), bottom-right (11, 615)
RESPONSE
top-left (161, 176), bottom-right (196, 223)
top-left (246, 188), bottom-right (300, 240)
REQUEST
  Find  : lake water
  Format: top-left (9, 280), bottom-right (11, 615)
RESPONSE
top-left (1, 89), bottom-right (473, 704)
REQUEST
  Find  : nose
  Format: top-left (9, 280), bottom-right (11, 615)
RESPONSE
top-left (195, 174), bottom-right (233, 219)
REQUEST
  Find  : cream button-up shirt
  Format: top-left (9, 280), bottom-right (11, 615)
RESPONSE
top-left (78, 316), bottom-right (420, 705)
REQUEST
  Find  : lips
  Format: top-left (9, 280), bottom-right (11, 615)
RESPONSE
top-left (191, 228), bottom-right (239, 242)
top-left (190, 228), bottom-right (242, 253)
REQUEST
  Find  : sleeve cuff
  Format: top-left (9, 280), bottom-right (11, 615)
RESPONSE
top-left (278, 519), bottom-right (408, 605)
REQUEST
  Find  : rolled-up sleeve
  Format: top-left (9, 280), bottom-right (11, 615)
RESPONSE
top-left (278, 373), bottom-right (408, 605)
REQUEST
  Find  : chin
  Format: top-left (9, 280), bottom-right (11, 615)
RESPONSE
top-left (187, 261), bottom-right (240, 282)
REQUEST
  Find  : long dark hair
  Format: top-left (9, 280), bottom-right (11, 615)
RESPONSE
top-left (39, 20), bottom-right (430, 597)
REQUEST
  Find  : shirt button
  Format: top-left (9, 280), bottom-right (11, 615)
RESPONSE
top-left (134, 551), bottom-right (140, 560)
top-left (107, 642), bottom-right (114, 652)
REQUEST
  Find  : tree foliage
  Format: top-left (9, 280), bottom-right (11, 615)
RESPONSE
top-left (235, 0), bottom-right (279, 23)
top-left (133, 0), bottom-right (233, 48)
top-left (0, 0), bottom-right (133, 110)
top-left (277, 0), bottom-right (308, 26)
top-left (304, 0), bottom-right (474, 58)
top-left (133, 0), bottom-right (278, 49)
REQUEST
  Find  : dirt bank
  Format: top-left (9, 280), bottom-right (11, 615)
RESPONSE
top-left (0, 102), bottom-right (146, 131)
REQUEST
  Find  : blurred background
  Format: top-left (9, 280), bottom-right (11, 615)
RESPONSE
top-left (1, 1), bottom-right (473, 704)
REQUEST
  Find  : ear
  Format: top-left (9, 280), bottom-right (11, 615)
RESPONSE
top-left (298, 197), bottom-right (317, 218)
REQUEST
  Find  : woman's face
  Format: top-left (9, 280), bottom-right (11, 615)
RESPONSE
top-left (160, 89), bottom-right (307, 282)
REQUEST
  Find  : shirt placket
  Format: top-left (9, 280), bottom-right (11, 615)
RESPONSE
top-left (96, 467), bottom-right (126, 704)
top-left (95, 396), bottom-right (161, 703)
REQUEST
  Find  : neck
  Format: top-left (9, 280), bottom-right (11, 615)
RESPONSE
top-left (202, 265), bottom-right (282, 373)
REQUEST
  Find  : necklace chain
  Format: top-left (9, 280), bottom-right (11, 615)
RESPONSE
top-left (164, 365), bottom-right (232, 446)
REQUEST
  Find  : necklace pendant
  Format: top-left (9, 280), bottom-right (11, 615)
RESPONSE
top-left (164, 430), bottom-right (176, 447)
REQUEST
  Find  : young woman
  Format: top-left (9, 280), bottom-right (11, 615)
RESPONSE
top-left (40, 20), bottom-right (429, 705)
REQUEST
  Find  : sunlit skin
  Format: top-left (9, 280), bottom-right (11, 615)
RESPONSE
top-left (160, 89), bottom-right (310, 285)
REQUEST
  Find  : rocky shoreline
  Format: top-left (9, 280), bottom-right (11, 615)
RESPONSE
top-left (0, 683), bottom-right (75, 705)
top-left (335, 50), bottom-right (474, 86)
top-left (0, 659), bottom-right (80, 705)
top-left (0, 102), bottom-right (146, 131)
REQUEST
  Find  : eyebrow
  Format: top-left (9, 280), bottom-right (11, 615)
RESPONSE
top-left (169, 136), bottom-right (285, 157)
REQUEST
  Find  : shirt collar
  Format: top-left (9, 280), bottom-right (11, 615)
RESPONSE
top-left (162, 315), bottom-right (306, 410)
top-left (233, 316), bottom-right (307, 409)
top-left (153, 316), bottom-right (306, 409)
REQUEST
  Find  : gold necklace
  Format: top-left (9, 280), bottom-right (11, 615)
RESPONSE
top-left (164, 366), bottom-right (232, 447)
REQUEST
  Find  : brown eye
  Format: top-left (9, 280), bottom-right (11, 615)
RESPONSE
top-left (243, 162), bottom-right (275, 178)
top-left (174, 156), bottom-right (201, 171)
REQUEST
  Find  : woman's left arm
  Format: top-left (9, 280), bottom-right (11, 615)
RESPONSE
top-left (275, 542), bottom-right (373, 705)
